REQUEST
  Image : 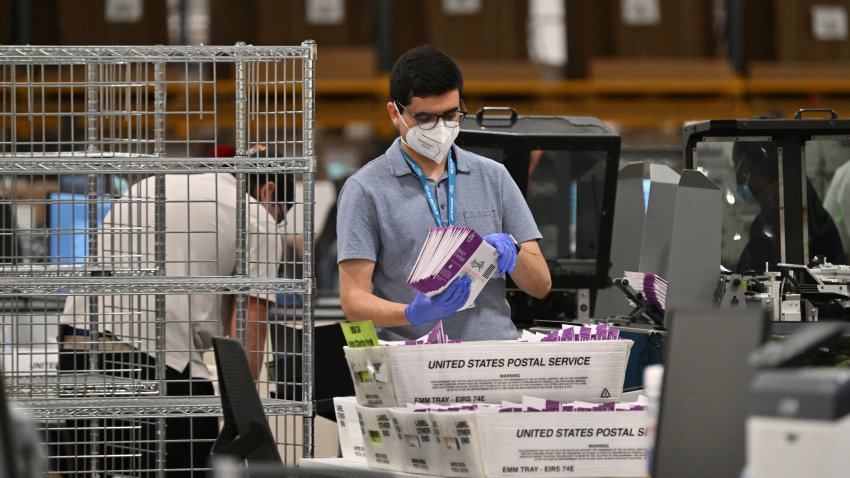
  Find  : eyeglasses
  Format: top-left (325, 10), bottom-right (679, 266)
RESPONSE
top-left (395, 100), bottom-right (468, 130)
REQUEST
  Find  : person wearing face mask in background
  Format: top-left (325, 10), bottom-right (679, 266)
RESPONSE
top-left (733, 140), bottom-right (844, 274)
top-left (56, 144), bottom-right (292, 477)
top-left (336, 46), bottom-right (551, 341)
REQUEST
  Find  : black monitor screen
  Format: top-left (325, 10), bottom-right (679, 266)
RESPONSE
top-left (464, 147), bottom-right (608, 280)
top-left (457, 115), bottom-right (619, 290)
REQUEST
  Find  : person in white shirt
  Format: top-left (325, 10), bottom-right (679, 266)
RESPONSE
top-left (57, 146), bottom-right (291, 477)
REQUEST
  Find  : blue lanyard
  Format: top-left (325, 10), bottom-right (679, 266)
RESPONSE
top-left (400, 145), bottom-right (456, 227)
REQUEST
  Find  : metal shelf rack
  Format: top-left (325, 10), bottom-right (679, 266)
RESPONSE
top-left (0, 42), bottom-right (316, 476)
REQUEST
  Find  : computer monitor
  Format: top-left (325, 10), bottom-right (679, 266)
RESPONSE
top-left (47, 192), bottom-right (111, 263)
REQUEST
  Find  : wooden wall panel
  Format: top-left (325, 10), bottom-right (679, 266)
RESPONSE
top-left (54, 0), bottom-right (169, 45)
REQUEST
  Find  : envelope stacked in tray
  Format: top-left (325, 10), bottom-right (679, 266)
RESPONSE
top-left (335, 323), bottom-right (650, 477)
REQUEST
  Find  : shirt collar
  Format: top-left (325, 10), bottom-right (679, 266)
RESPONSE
top-left (387, 137), bottom-right (472, 178)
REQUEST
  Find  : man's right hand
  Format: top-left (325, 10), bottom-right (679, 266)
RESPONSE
top-left (404, 276), bottom-right (472, 326)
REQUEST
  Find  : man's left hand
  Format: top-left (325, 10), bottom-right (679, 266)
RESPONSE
top-left (484, 233), bottom-right (518, 277)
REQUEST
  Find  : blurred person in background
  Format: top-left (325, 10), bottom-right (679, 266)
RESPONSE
top-left (734, 141), bottom-right (844, 273)
top-left (57, 144), bottom-right (293, 477)
top-left (315, 161), bottom-right (354, 295)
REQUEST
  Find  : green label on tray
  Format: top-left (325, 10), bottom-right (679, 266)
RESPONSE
top-left (340, 320), bottom-right (379, 348)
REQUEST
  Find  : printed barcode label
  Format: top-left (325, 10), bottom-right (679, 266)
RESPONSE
top-left (483, 264), bottom-right (496, 279)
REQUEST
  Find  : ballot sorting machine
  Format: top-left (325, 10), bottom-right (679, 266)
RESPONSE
top-left (0, 43), bottom-right (315, 475)
top-left (684, 109), bottom-right (850, 327)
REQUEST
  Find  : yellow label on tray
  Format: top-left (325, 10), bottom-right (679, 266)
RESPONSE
top-left (341, 320), bottom-right (379, 348)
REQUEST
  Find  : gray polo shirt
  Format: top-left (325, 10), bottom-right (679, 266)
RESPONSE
top-left (337, 138), bottom-right (542, 341)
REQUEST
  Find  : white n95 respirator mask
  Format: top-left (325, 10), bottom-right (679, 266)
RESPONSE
top-left (399, 115), bottom-right (459, 164)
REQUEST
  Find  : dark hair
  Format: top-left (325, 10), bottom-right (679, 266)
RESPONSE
top-left (210, 145), bottom-right (295, 210)
top-left (732, 141), bottom-right (778, 179)
top-left (732, 114), bottom-right (783, 181)
top-left (245, 172), bottom-right (294, 210)
top-left (389, 46), bottom-right (463, 106)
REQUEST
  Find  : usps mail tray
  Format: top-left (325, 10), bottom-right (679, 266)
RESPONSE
top-left (344, 340), bottom-right (633, 408)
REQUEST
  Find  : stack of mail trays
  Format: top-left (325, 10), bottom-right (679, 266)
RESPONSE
top-left (336, 322), bottom-right (650, 477)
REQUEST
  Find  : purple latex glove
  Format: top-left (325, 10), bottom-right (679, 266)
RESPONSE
top-left (484, 233), bottom-right (518, 276)
top-left (405, 276), bottom-right (472, 326)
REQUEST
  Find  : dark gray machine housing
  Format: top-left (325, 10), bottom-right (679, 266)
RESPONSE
top-left (456, 109), bottom-right (620, 291)
top-left (751, 369), bottom-right (850, 420)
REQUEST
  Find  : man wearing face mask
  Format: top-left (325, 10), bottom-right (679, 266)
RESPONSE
top-left (57, 144), bottom-right (292, 477)
top-left (733, 141), bottom-right (844, 273)
top-left (336, 46), bottom-right (551, 341)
